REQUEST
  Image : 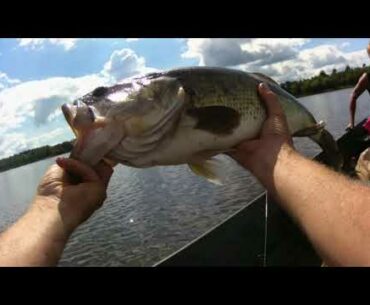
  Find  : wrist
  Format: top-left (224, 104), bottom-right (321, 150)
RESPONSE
top-left (31, 195), bottom-right (76, 238)
top-left (251, 142), bottom-right (296, 191)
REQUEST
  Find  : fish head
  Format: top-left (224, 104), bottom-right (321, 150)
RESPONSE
top-left (119, 77), bottom-right (186, 136)
top-left (61, 75), bottom-right (186, 166)
top-left (61, 97), bottom-right (125, 166)
top-left (62, 100), bottom-right (100, 135)
top-left (81, 76), bottom-right (186, 138)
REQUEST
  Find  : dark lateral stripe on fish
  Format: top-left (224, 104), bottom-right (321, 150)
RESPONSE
top-left (186, 106), bottom-right (241, 135)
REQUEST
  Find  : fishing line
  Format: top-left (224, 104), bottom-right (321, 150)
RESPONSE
top-left (263, 191), bottom-right (268, 267)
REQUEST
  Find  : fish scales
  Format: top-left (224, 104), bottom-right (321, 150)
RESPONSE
top-left (61, 67), bottom-right (343, 184)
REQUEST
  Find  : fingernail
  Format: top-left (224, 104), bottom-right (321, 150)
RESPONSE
top-left (56, 157), bottom-right (65, 167)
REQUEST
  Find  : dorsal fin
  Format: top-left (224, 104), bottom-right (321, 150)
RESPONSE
top-left (251, 72), bottom-right (279, 86)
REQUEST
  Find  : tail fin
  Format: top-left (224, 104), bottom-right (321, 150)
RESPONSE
top-left (309, 129), bottom-right (343, 171)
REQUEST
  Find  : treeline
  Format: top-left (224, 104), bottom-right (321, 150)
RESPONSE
top-left (0, 141), bottom-right (73, 173)
top-left (281, 64), bottom-right (370, 97)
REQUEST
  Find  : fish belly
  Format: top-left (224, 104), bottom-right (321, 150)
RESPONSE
top-left (126, 114), bottom-right (265, 167)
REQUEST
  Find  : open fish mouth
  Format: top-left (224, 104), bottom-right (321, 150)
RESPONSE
top-left (61, 103), bottom-right (80, 136)
top-left (62, 104), bottom-right (73, 126)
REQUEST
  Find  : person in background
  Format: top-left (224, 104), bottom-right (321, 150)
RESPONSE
top-left (340, 43), bottom-right (370, 171)
top-left (347, 43), bottom-right (370, 131)
top-left (3, 83), bottom-right (370, 266)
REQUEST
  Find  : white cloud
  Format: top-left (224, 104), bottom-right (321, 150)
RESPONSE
top-left (0, 128), bottom-right (69, 158)
top-left (340, 42), bottom-right (350, 49)
top-left (263, 45), bottom-right (369, 82)
top-left (0, 47), bottom-right (160, 158)
top-left (102, 48), bottom-right (157, 82)
top-left (0, 72), bottom-right (20, 91)
top-left (0, 74), bottom-right (108, 136)
top-left (344, 49), bottom-right (369, 67)
top-left (182, 39), bottom-right (251, 66)
top-left (0, 74), bottom-right (95, 158)
top-left (298, 45), bottom-right (346, 68)
top-left (0, 47), bottom-right (155, 135)
top-left (126, 38), bottom-right (139, 42)
top-left (25, 127), bottom-right (69, 148)
top-left (18, 39), bottom-right (79, 51)
top-left (0, 115), bottom-right (26, 136)
top-left (0, 133), bottom-right (30, 158)
top-left (0, 73), bottom-right (97, 157)
top-left (0, 73), bottom-right (107, 158)
top-left (33, 95), bottom-right (70, 125)
top-left (0, 44), bottom-right (163, 159)
top-left (182, 38), bottom-right (309, 67)
top-left (182, 39), bottom-right (370, 83)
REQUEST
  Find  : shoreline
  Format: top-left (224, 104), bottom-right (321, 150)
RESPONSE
top-left (0, 141), bottom-right (73, 173)
top-left (294, 85), bottom-right (352, 98)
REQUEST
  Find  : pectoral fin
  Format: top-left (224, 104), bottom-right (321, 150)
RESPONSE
top-left (292, 121), bottom-right (325, 137)
top-left (188, 158), bottom-right (227, 185)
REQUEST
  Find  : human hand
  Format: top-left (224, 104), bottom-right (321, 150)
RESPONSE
top-left (228, 82), bottom-right (294, 182)
top-left (346, 123), bottom-right (354, 132)
top-left (35, 157), bottom-right (113, 235)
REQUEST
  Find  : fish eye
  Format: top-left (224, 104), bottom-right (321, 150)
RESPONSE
top-left (92, 87), bottom-right (108, 98)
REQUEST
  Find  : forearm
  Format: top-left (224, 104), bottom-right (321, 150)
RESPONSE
top-left (0, 196), bottom-right (72, 266)
top-left (255, 145), bottom-right (370, 266)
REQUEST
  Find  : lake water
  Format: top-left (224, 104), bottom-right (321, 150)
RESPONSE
top-left (0, 88), bottom-right (369, 266)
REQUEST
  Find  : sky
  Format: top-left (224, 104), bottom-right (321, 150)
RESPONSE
top-left (0, 38), bottom-right (369, 159)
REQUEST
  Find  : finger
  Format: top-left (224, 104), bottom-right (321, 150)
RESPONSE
top-left (258, 82), bottom-right (284, 116)
top-left (44, 164), bottom-right (63, 176)
top-left (56, 157), bottom-right (100, 183)
top-left (103, 158), bottom-right (118, 167)
top-left (227, 139), bottom-right (259, 159)
top-left (94, 161), bottom-right (114, 187)
top-left (235, 139), bottom-right (260, 154)
top-left (41, 164), bottom-right (64, 182)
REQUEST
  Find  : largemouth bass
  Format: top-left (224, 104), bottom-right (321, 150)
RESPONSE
top-left (61, 67), bottom-right (342, 184)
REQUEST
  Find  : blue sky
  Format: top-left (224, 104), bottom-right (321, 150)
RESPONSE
top-left (0, 39), bottom-right (197, 81)
top-left (0, 38), bottom-right (369, 158)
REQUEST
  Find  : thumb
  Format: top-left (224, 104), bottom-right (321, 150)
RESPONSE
top-left (258, 82), bottom-right (284, 116)
top-left (228, 139), bottom-right (259, 160)
top-left (94, 161), bottom-right (114, 187)
top-left (56, 157), bottom-right (100, 183)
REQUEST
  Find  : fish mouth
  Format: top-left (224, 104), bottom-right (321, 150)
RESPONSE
top-left (61, 103), bottom-right (78, 136)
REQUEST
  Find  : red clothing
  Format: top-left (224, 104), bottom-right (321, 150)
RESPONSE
top-left (363, 117), bottom-right (370, 134)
